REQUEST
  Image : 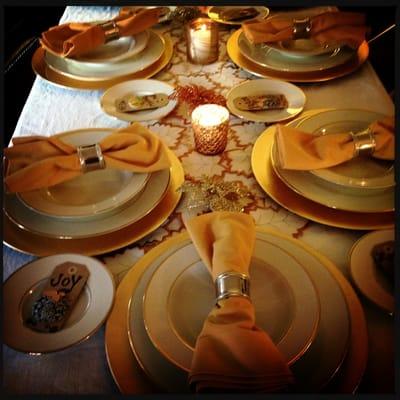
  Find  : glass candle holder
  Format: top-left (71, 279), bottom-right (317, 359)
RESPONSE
top-left (191, 104), bottom-right (229, 155)
top-left (185, 18), bottom-right (219, 64)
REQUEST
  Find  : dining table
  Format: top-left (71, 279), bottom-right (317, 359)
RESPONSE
top-left (2, 5), bottom-right (395, 395)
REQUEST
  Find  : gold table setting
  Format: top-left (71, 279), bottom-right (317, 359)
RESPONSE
top-left (3, 5), bottom-right (395, 396)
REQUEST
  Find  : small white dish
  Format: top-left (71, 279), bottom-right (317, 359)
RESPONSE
top-left (101, 79), bottom-right (177, 122)
top-left (350, 229), bottom-right (394, 314)
top-left (3, 253), bottom-right (115, 353)
top-left (227, 79), bottom-right (305, 123)
top-left (72, 30), bottom-right (149, 64)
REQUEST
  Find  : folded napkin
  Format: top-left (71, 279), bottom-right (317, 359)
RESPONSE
top-left (242, 11), bottom-right (368, 49)
top-left (185, 211), bottom-right (294, 393)
top-left (4, 123), bottom-right (170, 193)
top-left (275, 116), bottom-right (394, 170)
top-left (40, 7), bottom-right (161, 58)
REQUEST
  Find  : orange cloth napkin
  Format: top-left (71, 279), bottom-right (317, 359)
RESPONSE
top-left (275, 116), bottom-right (394, 170)
top-left (4, 123), bottom-right (170, 193)
top-left (242, 11), bottom-right (368, 49)
top-left (40, 7), bottom-right (161, 57)
top-left (185, 211), bottom-right (294, 393)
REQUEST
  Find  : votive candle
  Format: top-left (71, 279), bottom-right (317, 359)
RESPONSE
top-left (191, 104), bottom-right (229, 155)
top-left (185, 18), bottom-right (219, 64)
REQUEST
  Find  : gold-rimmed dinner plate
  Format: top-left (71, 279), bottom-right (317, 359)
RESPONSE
top-left (349, 229), bottom-right (394, 314)
top-left (3, 145), bottom-right (183, 256)
top-left (72, 30), bottom-right (150, 64)
top-left (227, 29), bottom-right (369, 82)
top-left (105, 227), bottom-right (367, 393)
top-left (32, 33), bottom-right (173, 90)
top-left (271, 143), bottom-right (394, 213)
top-left (251, 123), bottom-right (394, 229)
top-left (142, 236), bottom-right (321, 372)
top-left (238, 31), bottom-right (353, 72)
top-left (226, 78), bottom-right (306, 123)
top-left (4, 129), bottom-right (170, 239)
top-left (100, 79), bottom-right (177, 122)
top-left (264, 39), bottom-right (340, 58)
top-left (207, 6), bottom-right (269, 25)
top-left (297, 109), bottom-right (395, 190)
top-left (45, 30), bottom-right (164, 80)
top-left (17, 130), bottom-right (150, 220)
top-left (4, 253), bottom-right (115, 353)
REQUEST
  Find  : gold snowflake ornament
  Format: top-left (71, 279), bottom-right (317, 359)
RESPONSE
top-left (179, 176), bottom-right (253, 213)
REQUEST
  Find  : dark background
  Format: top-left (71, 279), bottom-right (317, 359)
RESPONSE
top-left (3, 6), bottom-right (396, 145)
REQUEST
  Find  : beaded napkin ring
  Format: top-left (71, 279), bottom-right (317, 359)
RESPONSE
top-left (215, 271), bottom-right (250, 304)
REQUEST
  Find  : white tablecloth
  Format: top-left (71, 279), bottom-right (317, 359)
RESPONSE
top-left (3, 6), bottom-right (394, 395)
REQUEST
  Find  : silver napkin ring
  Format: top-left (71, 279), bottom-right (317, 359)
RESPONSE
top-left (77, 144), bottom-right (106, 173)
top-left (292, 17), bottom-right (312, 39)
top-left (215, 271), bottom-right (250, 303)
top-left (350, 128), bottom-right (376, 157)
top-left (99, 20), bottom-right (120, 43)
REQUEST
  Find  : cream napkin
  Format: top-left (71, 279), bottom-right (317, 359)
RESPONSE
top-left (275, 116), bottom-right (394, 170)
top-left (243, 11), bottom-right (368, 49)
top-left (4, 123), bottom-right (170, 193)
top-left (40, 7), bottom-right (161, 57)
top-left (185, 211), bottom-right (294, 393)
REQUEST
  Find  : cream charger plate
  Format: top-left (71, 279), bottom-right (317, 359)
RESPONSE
top-left (17, 129), bottom-right (149, 219)
top-left (349, 229), bottom-right (394, 314)
top-left (142, 237), bottom-right (320, 372)
top-left (101, 79), bottom-right (177, 122)
top-left (4, 129), bottom-right (170, 239)
top-left (71, 30), bottom-right (149, 64)
top-left (4, 253), bottom-right (115, 353)
top-left (117, 229), bottom-right (362, 393)
top-left (238, 31), bottom-right (354, 73)
top-left (296, 109), bottom-right (395, 190)
top-left (44, 30), bottom-right (164, 80)
top-left (226, 78), bottom-right (305, 123)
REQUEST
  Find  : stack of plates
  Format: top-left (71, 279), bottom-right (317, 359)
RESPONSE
top-left (105, 228), bottom-right (368, 393)
top-left (32, 29), bottom-right (173, 90)
top-left (227, 11), bottom-right (369, 82)
top-left (251, 109), bottom-right (395, 230)
top-left (3, 128), bottom-right (184, 256)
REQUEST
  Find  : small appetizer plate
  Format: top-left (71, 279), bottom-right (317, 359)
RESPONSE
top-left (227, 78), bottom-right (306, 123)
top-left (3, 254), bottom-right (115, 353)
top-left (100, 79), bottom-right (177, 122)
top-left (349, 229), bottom-right (394, 314)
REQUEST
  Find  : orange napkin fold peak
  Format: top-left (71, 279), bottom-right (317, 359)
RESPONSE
top-left (40, 7), bottom-right (161, 57)
top-left (4, 123), bottom-right (171, 193)
top-left (275, 116), bottom-right (394, 170)
top-left (243, 11), bottom-right (368, 49)
top-left (185, 211), bottom-right (294, 393)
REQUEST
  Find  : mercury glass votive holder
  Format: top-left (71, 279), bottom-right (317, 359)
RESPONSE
top-left (191, 104), bottom-right (230, 155)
